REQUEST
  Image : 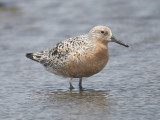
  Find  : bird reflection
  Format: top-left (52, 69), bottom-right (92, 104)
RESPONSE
top-left (42, 88), bottom-right (111, 111)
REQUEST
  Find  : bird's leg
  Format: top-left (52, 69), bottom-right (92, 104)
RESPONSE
top-left (79, 77), bottom-right (83, 89)
top-left (69, 78), bottom-right (74, 89)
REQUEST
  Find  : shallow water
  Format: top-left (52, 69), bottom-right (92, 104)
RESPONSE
top-left (0, 0), bottom-right (160, 120)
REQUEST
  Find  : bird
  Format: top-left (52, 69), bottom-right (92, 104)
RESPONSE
top-left (26, 25), bottom-right (129, 89)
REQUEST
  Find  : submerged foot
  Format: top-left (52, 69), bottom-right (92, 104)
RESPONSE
top-left (79, 83), bottom-right (83, 89)
top-left (79, 86), bottom-right (83, 91)
top-left (79, 77), bottom-right (83, 90)
top-left (69, 84), bottom-right (74, 89)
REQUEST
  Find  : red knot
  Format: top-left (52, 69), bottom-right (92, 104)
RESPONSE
top-left (26, 25), bottom-right (129, 89)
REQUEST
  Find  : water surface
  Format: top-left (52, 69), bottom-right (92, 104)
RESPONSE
top-left (0, 0), bottom-right (160, 120)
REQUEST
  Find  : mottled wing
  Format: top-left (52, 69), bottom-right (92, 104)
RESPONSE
top-left (39, 34), bottom-right (90, 70)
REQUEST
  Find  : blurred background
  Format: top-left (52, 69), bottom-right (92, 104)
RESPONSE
top-left (0, 0), bottom-right (160, 120)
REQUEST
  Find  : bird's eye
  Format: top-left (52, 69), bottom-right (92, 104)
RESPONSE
top-left (100, 31), bottom-right (105, 34)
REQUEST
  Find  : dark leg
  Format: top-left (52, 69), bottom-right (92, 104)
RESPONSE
top-left (69, 78), bottom-right (74, 89)
top-left (79, 77), bottom-right (83, 89)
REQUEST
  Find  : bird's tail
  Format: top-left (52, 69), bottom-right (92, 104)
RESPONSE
top-left (26, 52), bottom-right (42, 62)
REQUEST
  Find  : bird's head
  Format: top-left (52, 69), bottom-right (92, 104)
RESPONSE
top-left (89, 26), bottom-right (129, 47)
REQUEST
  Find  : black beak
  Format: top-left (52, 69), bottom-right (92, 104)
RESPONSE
top-left (111, 36), bottom-right (129, 47)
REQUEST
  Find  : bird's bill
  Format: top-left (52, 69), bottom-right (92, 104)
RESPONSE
top-left (111, 36), bottom-right (129, 47)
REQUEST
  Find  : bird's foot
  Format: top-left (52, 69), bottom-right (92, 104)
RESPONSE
top-left (69, 84), bottom-right (75, 89)
top-left (79, 83), bottom-right (84, 90)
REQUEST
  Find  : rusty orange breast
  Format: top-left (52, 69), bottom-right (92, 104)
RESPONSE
top-left (58, 42), bottom-right (109, 78)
